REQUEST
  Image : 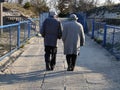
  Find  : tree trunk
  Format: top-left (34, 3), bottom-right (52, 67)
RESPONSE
top-left (0, 3), bottom-right (3, 34)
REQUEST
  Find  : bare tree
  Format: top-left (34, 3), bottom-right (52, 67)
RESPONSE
top-left (57, 0), bottom-right (74, 14)
top-left (30, 0), bottom-right (49, 13)
top-left (77, 0), bottom-right (98, 12)
top-left (47, 0), bottom-right (58, 11)
top-left (8, 0), bottom-right (16, 3)
top-left (18, 0), bottom-right (24, 4)
top-left (104, 0), bottom-right (114, 6)
top-left (57, 0), bottom-right (99, 14)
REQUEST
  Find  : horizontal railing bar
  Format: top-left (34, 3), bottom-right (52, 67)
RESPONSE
top-left (0, 23), bottom-right (19, 28)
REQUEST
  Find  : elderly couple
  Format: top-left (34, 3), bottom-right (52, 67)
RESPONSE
top-left (40, 12), bottom-right (85, 71)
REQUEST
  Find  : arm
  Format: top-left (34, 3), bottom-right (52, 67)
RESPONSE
top-left (62, 24), bottom-right (67, 42)
top-left (58, 22), bottom-right (63, 39)
top-left (40, 20), bottom-right (46, 37)
top-left (79, 24), bottom-right (85, 46)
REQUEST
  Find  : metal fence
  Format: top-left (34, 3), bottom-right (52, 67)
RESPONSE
top-left (87, 18), bottom-right (120, 60)
top-left (105, 25), bottom-right (120, 59)
top-left (0, 18), bottom-right (39, 61)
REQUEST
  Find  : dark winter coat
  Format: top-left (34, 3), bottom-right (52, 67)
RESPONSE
top-left (40, 17), bottom-right (63, 47)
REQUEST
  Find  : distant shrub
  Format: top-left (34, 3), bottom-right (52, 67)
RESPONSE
top-left (106, 43), bottom-right (112, 50)
top-left (24, 2), bottom-right (31, 9)
top-left (94, 38), bottom-right (102, 44)
top-left (58, 13), bottom-right (69, 17)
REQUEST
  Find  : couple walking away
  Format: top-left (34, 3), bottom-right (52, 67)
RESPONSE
top-left (40, 11), bottom-right (85, 71)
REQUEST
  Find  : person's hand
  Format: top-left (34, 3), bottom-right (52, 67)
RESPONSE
top-left (58, 37), bottom-right (61, 39)
top-left (80, 43), bottom-right (83, 46)
top-left (58, 34), bottom-right (62, 39)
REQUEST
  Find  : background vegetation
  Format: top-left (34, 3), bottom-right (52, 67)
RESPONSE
top-left (3, 0), bottom-right (120, 18)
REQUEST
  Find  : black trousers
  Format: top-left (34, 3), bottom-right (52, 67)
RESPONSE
top-left (66, 54), bottom-right (77, 69)
top-left (44, 46), bottom-right (57, 69)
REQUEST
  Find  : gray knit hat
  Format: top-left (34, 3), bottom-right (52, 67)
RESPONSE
top-left (69, 14), bottom-right (78, 20)
top-left (49, 11), bottom-right (57, 16)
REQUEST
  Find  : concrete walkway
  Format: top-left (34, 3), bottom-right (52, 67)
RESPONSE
top-left (0, 35), bottom-right (120, 90)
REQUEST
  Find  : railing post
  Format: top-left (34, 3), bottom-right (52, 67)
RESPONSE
top-left (9, 27), bottom-right (12, 52)
top-left (28, 20), bottom-right (31, 39)
top-left (91, 19), bottom-right (95, 39)
top-left (103, 23), bottom-right (107, 46)
top-left (111, 28), bottom-right (115, 52)
top-left (17, 22), bottom-right (20, 48)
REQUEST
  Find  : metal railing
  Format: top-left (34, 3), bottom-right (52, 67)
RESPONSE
top-left (105, 25), bottom-right (120, 59)
top-left (0, 18), bottom-right (39, 61)
top-left (87, 18), bottom-right (120, 60)
top-left (3, 16), bottom-right (28, 25)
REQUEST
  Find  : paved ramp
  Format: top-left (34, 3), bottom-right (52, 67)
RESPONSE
top-left (0, 35), bottom-right (120, 90)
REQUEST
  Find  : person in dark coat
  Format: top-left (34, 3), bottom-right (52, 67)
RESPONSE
top-left (62, 14), bottom-right (85, 71)
top-left (40, 11), bottom-right (63, 71)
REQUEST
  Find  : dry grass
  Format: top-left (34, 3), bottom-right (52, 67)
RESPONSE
top-left (3, 2), bottom-right (38, 17)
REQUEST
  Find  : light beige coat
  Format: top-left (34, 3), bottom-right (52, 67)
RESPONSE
top-left (62, 20), bottom-right (85, 54)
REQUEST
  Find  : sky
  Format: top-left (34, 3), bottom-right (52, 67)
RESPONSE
top-left (7, 0), bottom-right (120, 6)
top-left (99, 0), bottom-right (120, 5)
top-left (8, 0), bottom-right (120, 5)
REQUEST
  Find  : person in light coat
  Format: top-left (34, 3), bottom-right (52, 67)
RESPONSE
top-left (40, 11), bottom-right (63, 71)
top-left (62, 14), bottom-right (85, 71)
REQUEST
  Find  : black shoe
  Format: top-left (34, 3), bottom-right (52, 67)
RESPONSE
top-left (67, 66), bottom-right (74, 71)
top-left (67, 67), bottom-right (72, 71)
top-left (46, 63), bottom-right (51, 71)
top-left (51, 65), bottom-right (55, 70)
top-left (46, 66), bottom-right (51, 71)
top-left (67, 67), bottom-right (70, 71)
top-left (71, 67), bottom-right (74, 71)
top-left (71, 66), bottom-right (74, 71)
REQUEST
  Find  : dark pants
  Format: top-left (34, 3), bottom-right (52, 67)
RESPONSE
top-left (66, 54), bottom-right (77, 71)
top-left (44, 46), bottom-right (57, 70)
